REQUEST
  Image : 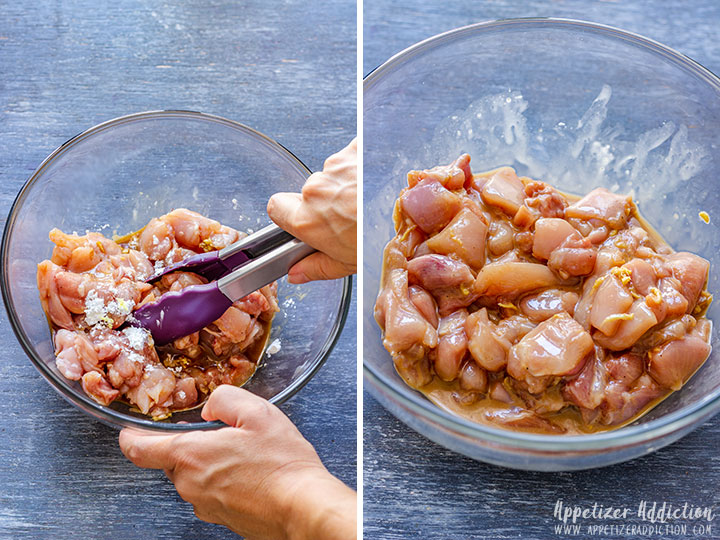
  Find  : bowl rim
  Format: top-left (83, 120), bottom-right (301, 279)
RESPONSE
top-left (1, 109), bottom-right (352, 432)
top-left (363, 18), bottom-right (720, 451)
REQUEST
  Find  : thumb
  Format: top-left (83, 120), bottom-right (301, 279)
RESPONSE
top-left (287, 251), bottom-right (354, 283)
top-left (201, 385), bottom-right (276, 428)
top-left (266, 192), bottom-right (304, 238)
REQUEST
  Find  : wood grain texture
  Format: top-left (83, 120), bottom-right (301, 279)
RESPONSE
top-left (0, 1), bottom-right (356, 539)
top-left (363, 1), bottom-right (720, 539)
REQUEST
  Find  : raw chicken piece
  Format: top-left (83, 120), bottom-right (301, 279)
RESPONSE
top-left (458, 360), bottom-right (488, 393)
top-left (565, 188), bottom-right (632, 229)
top-left (474, 262), bottom-right (560, 300)
top-left (400, 178), bottom-right (462, 234)
top-left (532, 218), bottom-right (581, 260)
top-left (648, 320), bottom-right (711, 390)
top-left (375, 269), bottom-right (438, 356)
top-left (589, 274), bottom-right (634, 336)
top-left (519, 289), bottom-right (578, 323)
top-left (465, 308), bottom-right (511, 371)
top-left (593, 301), bottom-right (658, 351)
top-left (82, 371), bottom-right (120, 406)
top-left (37, 260), bottom-right (75, 329)
top-left (433, 310), bottom-right (468, 381)
top-left (408, 286), bottom-right (439, 328)
top-left (480, 167), bottom-right (526, 216)
top-left (508, 313), bottom-right (594, 390)
top-left (54, 329), bottom-right (100, 380)
top-left (666, 252), bottom-right (710, 311)
top-left (125, 364), bottom-right (176, 415)
top-left (407, 254), bottom-right (477, 315)
top-left (426, 207), bottom-right (488, 269)
top-left (407, 154), bottom-right (472, 191)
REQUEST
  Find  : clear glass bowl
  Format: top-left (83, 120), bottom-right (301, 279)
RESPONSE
top-left (364, 18), bottom-right (720, 470)
top-left (2, 110), bottom-right (351, 432)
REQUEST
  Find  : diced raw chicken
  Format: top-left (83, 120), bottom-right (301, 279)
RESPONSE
top-left (407, 154), bottom-right (472, 191)
top-left (465, 308), bottom-right (510, 372)
top-left (495, 314), bottom-right (536, 344)
top-left (532, 218), bottom-right (580, 260)
top-left (593, 301), bottom-right (658, 351)
top-left (172, 377), bottom-right (199, 409)
top-left (407, 254), bottom-right (477, 315)
top-left (400, 178), bottom-right (462, 234)
top-left (508, 313), bottom-right (594, 386)
top-left (519, 289), bottom-right (578, 322)
top-left (562, 350), bottom-right (606, 410)
top-left (523, 180), bottom-right (568, 219)
top-left (648, 321), bottom-right (712, 390)
top-left (433, 310), bottom-right (468, 381)
top-left (605, 352), bottom-right (644, 385)
top-left (375, 269), bottom-right (438, 355)
top-left (599, 374), bottom-right (665, 425)
top-left (533, 218), bottom-right (597, 277)
top-left (82, 371), bottom-right (120, 406)
top-left (474, 262), bottom-right (560, 300)
top-left (623, 258), bottom-right (656, 295)
top-left (54, 329), bottom-right (100, 380)
top-left (38, 208), bottom-right (279, 419)
top-left (107, 350), bottom-right (145, 390)
top-left (480, 167), bottom-right (526, 216)
top-left (458, 360), bottom-right (487, 393)
top-left (139, 218), bottom-right (174, 260)
top-left (547, 234), bottom-right (597, 277)
top-left (666, 252), bottom-right (710, 311)
top-left (214, 306), bottom-right (253, 343)
top-left (589, 275), bottom-right (634, 336)
top-left (125, 364), bottom-right (176, 415)
top-left (163, 208), bottom-right (240, 251)
top-left (565, 188), bottom-right (632, 228)
top-left (377, 156), bottom-right (713, 433)
top-left (426, 207), bottom-right (488, 269)
top-left (488, 381), bottom-right (514, 404)
top-left (37, 260), bottom-right (75, 329)
top-left (408, 286), bottom-right (439, 328)
top-left (487, 221), bottom-right (514, 256)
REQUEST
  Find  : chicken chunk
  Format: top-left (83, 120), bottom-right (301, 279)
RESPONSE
top-left (508, 313), bottom-right (594, 389)
top-left (565, 188), bottom-right (632, 229)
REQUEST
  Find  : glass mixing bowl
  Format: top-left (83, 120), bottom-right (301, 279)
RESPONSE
top-left (364, 18), bottom-right (720, 470)
top-left (2, 110), bottom-right (351, 432)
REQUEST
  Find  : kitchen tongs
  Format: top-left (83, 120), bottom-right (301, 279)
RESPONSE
top-left (129, 224), bottom-right (316, 345)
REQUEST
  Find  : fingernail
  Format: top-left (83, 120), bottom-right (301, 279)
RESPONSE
top-left (288, 270), bottom-right (309, 284)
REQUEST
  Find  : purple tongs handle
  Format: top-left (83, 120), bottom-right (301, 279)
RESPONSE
top-left (147, 223), bottom-right (295, 282)
top-left (131, 231), bottom-right (316, 345)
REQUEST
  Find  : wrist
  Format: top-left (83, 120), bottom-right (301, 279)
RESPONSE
top-left (283, 468), bottom-right (357, 540)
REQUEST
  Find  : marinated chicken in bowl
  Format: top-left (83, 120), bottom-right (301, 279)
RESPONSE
top-left (375, 155), bottom-right (713, 434)
top-left (37, 209), bottom-right (279, 419)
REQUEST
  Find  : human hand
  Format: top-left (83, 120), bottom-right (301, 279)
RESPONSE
top-left (118, 385), bottom-right (356, 540)
top-left (267, 138), bottom-right (357, 284)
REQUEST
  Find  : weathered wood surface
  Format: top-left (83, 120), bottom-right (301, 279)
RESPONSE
top-left (364, 1), bottom-right (720, 539)
top-left (0, 2), bottom-right (356, 538)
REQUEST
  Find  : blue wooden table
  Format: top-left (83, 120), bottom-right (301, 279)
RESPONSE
top-left (363, 2), bottom-right (720, 539)
top-left (0, 2), bottom-right (356, 538)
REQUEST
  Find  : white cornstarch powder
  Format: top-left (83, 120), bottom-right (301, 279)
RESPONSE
top-left (84, 290), bottom-right (108, 326)
top-left (122, 326), bottom-right (150, 350)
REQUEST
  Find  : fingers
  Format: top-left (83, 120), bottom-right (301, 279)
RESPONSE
top-left (287, 252), bottom-right (354, 283)
top-left (119, 428), bottom-right (178, 470)
top-left (201, 384), bottom-right (273, 428)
